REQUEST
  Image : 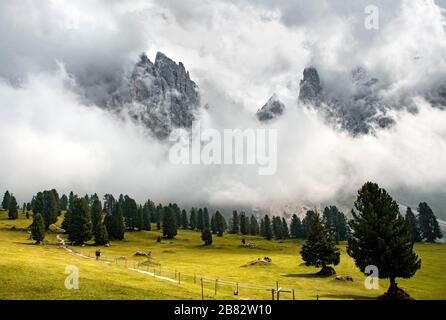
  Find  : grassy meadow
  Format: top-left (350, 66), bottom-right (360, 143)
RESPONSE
top-left (0, 209), bottom-right (445, 300)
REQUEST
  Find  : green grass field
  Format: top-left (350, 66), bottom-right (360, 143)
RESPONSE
top-left (1, 209), bottom-right (445, 300)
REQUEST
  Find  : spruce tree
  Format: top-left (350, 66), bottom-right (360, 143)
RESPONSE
top-left (240, 212), bottom-right (249, 235)
top-left (60, 194), bottom-right (68, 211)
top-left (405, 207), bottom-right (422, 243)
top-left (214, 211), bottom-right (226, 236)
top-left (67, 197), bottom-right (92, 246)
top-left (201, 228), bottom-right (213, 245)
top-left (300, 214), bottom-right (340, 276)
top-left (142, 202), bottom-right (152, 231)
top-left (249, 215), bottom-right (259, 235)
top-left (347, 182), bottom-right (421, 299)
top-left (162, 206), bottom-right (177, 239)
top-left (418, 202), bottom-right (442, 243)
top-left (229, 210), bottom-right (240, 234)
top-left (156, 204), bottom-right (163, 230)
top-left (282, 218), bottom-right (289, 239)
top-left (31, 213), bottom-right (45, 244)
top-left (189, 208), bottom-right (198, 230)
top-left (262, 215), bottom-right (273, 240)
top-left (68, 191), bottom-right (74, 210)
top-left (181, 209), bottom-right (188, 229)
top-left (91, 198), bottom-right (102, 232)
top-left (203, 208), bottom-right (210, 229)
top-left (290, 214), bottom-right (303, 238)
top-left (323, 206), bottom-right (349, 243)
top-left (272, 216), bottom-right (283, 239)
top-left (94, 212), bottom-right (109, 246)
top-left (106, 203), bottom-right (125, 240)
top-left (2, 191), bottom-right (11, 210)
top-left (302, 210), bottom-right (317, 238)
top-left (197, 208), bottom-right (204, 231)
top-left (8, 195), bottom-right (18, 220)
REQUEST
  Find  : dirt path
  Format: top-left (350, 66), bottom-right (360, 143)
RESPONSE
top-left (56, 234), bottom-right (178, 283)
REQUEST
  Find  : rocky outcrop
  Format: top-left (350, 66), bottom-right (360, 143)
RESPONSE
top-left (256, 94), bottom-right (285, 121)
top-left (124, 52), bottom-right (200, 139)
top-left (298, 66), bottom-right (395, 135)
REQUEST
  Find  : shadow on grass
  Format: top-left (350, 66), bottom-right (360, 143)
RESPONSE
top-left (318, 293), bottom-right (377, 300)
top-left (283, 273), bottom-right (331, 279)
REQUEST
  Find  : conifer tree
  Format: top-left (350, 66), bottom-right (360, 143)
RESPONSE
top-left (290, 214), bottom-right (303, 238)
top-left (229, 210), bottom-right (240, 234)
top-left (302, 210), bottom-right (317, 238)
top-left (214, 211), bottom-right (226, 236)
top-left (60, 194), bottom-right (68, 211)
top-left (31, 213), bottom-right (45, 244)
top-left (282, 218), bottom-right (289, 239)
top-left (323, 206), bottom-right (349, 243)
top-left (189, 208), bottom-right (198, 230)
top-left (91, 198), bottom-right (102, 232)
top-left (105, 202), bottom-right (125, 241)
top-left (181, 209), bottom-right (188, 229)
top-left (301, 214), bottom-right (340, 276)
top-left (203, 208), bottom-right (210, 229)
top-left (348, 182), bottom-right (421, 299)
top-left (418, 202), bottom-right (442, 243)
top-left (68, 191), bottom-right (75, 210)
top-left (197, 208), bottom-right (204, 231)
top-left (162, 206), bottom-right (177, 239)
top-left (240, 212), bottom-right (249, 235)
top-left (142, 202), bottom-right (152, 231)
top-left (94, 212), bottom-right (109, 246)
top-left (249, 215), bottom-right (259, 235)
top-left (201, 228), bottom-right (213, 245)
top-left (262, 215), bottom-right (273, 240)
top-left (8, 195), bottom-right (18, 220)
top-left (2, 191), bottom-right (11, 210)
top-left (67, 197), bottom-right (92, 245)
top-left (405, 207), bottom-right (422, 243)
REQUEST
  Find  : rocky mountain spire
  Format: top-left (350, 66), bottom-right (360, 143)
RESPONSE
top-left (256, 94), bottom-right (285, 121)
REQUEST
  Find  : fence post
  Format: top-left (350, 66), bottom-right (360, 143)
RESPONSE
top-left (292, 289), bottom-right (295, 300)
top-left (215, 279), bottom-right (218, 295)
top-left (271, 289), bottom-right (275, 300)
top-left (201, 278), bottom-right (204, 300)
top-left (178, 272), bottom-right (181, 285)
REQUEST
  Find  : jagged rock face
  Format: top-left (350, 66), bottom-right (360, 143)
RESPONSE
top-left (256, 94), bottom-right (285, 121)
top-left (127, 52), bottom-right (200, 139)
top-left (299, 66), bottom-right (394, 135)
top-left (298, 67), bottom-right (322, 105)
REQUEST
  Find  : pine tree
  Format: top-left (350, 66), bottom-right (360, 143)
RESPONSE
top-left (405, 207), bottom-right (422, 243)
top-left (347, 182), bottom-right (421, 299)
top-left (210, 213), bottom-right (217, 234)
top-left (142, 202), bottom-right (152, 231)
top-left (290, 214), bottom-right (303, 238)
top-left (240, 212), bottom-right (249, 235)
top-left (156, 204), bottom-right (163, 230)
top-left (68, 191), bottom-right (75, 210)
top-left (272, 216), bottom-right (283, 239)
top-left (103, 194), bottom-right (115, 215)
top-left (31, 213), bottom-right (45, 244)
top-left (300, 214), bottom-right (340, 276)
top-left (136, 205), bottom-right (143, 230)
top-left (249, 215), bottom-right (259, 235)
top-left (282, 218), bottom-right (289, 239)
top-left (197, 208), bottom-right (204, 231)
top-left (2, 191), bottom-right (11, 210)
top-left (189, 208), bottom-right (198, 230)
top-left (418, 202), bottom-right (442, 243)
top-left (94, 211), bottom-right (109, 246)
top-left (229, 210), bottom-right (240, 234)
top-left (302, 210), bottom-right (317, 238)
top-left (60, 194), bottom-right (68, 211)
top-left (262, 215), bottom-right (273, 240)
top-left (67, 197), bottom-right (92, 246)
top-left (105, 203), bottom-right (125, 240)
top-left (8, 195), bottom-right (18, 220)
top-left (181, 209), bottom-right (188, 229)
top-left (122, 195), bottom-right (138, 230)
top-left (203, 208), bottom-right (210, 229)
top-left (162, 206), bottom-right (177, 239)
top-left (91, 198), bottom-right (102, 232)
top-left (214, 211), bottom-right (226, 236)
top-left (323, 206), bottom-right (349, 243)
top-left (31, 191), bottom-right (58, 229)
top-left (201, 228), bottom-right (213, 245)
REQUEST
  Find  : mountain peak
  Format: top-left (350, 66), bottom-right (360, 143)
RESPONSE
top-left (256, 94), bottom-right (285, 122)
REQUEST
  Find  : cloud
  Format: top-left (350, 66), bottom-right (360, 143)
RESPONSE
top-left (0, 0), bottom-right (446, 218)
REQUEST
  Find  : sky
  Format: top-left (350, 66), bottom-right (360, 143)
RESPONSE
top-left (0, 0), bottom-right (446, 218)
